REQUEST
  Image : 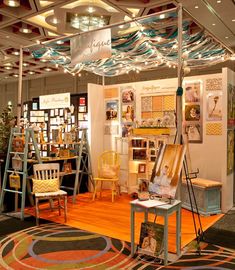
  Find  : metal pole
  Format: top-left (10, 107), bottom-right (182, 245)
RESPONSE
top-left (176, 4), bottom-right (183, 144)
top-left (17, 46), bottom-right (23, 127)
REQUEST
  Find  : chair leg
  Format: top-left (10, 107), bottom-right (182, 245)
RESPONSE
top-left (58, 197), bottom-right (61, 216)
top-left (49, 198), bottom-right (54, 211)
top-left (100, 181), bottom-right (103, 198)
top-left (111, 181), bottom-right (115, 203)
top-left (64, 196), bottom-right (67, 223)
top-left (35, 197), bottom-right (39, 226)
top-left (92, 181), bottom-right (97, 201)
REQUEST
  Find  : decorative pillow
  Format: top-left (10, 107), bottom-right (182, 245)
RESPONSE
top-left (32, 178), bottom-right (60, 193)
top-left (99, 165), bottom-right (119, 179)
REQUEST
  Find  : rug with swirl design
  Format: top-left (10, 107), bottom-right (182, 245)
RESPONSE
top-left (0, 215), bottom-right (234, 270)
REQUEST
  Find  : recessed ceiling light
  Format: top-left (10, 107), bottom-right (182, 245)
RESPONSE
top-left (51, 17), bottom-right (58, 24)
top-left (195, 5), bottom-right (199, 9)
top-left (4, 76), bottom-right (8, 79)
top-left (212, 23), bottom-right (216, 26)
top-left (217, 0), bottom-right (221, 3)
top-left (12, 50), bottom-right (20, 55)
top-left (4, 66), bottom-right (13, 70)
top-left (23, 62), bottom-right (29, 67)
top-left (13, 74), bottom-right (19, 77)
top-left (3, 0), bottom-right (20, 7)
top-left (19, 26), bottom-right (32, 34)
top-left (28, 71), bottom-right (35, 75)
top-left (87, 6), bottom-right (95, 13)
top-left (159, 14), bottom-right (165, 19)
top-left (6, 35), bottom-right (10, 38)
top-left (56, 40), bottom-right (64, 45)
top-left (40, 59), bottom-right (48, 62)
top-left (232, 19), bottom-right (235, 22)
top-left (44, 67), bottom-right (52, 72)
top-left (225, 36), bottom-right (229, 39)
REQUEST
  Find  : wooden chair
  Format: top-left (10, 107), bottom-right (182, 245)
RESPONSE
top-left (92, 151), bottom-right (120, 202)
top-left (33, 163), bottom-right (67, 226)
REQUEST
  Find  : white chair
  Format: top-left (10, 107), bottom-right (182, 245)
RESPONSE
top-left (33, 163), bottom-right (67, 226)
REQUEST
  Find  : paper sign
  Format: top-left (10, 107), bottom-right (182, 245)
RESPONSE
top-left (71, 28), bottom-right (112, 64)
top-left (40, 93), bottom-right (70, 109)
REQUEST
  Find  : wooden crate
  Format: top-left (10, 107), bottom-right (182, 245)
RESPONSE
top-left (181, 178), bottom-right (222, 216)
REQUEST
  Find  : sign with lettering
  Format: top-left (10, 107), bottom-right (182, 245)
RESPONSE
top-left (71, 28), bottom-right (112, 64)
top-left (39, 93), bottom-right (70, 109)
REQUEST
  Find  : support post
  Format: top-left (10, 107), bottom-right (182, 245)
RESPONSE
top-left (17, 46), bottom-right (23, 127)
top-left (176, 4), bottom-right (183, 144)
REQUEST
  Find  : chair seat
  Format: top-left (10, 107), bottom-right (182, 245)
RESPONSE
top-left (35, 190), bottom-right (67, 198)
top-left (94, 177), bottom-right (119, 182)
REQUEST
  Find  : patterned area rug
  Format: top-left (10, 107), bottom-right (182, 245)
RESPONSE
top-left (0, 215), bottom-right (235, 270)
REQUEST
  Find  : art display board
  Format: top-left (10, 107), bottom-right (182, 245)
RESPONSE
top-left (88, 68), bottom-right (235, 212)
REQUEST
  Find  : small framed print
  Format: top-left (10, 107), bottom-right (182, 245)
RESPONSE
top-left (105, 100), bottom-right (118, 121)
top-left (59, 109), bottom-right (64, 116)
top-left (63, 163), bottom-right (72, 173)
top-left (138, 163), bottom-right (146, 173)
top-left (50, 110), bottom-right (55, 117)
top-left (54, 109), bottom-right (59, 116)
top-left (206, 92), bottom-right (222, 121)
top-left (184, 81), bottom-right (201, 103)
top-left (79, 106), bottom-right (86, 112)
top-left (185, 122), bottom-right (202, 143)
top-left (185, 104), bottom-right (200, 121)
top-left (32, 102), bottom-right (38, 110)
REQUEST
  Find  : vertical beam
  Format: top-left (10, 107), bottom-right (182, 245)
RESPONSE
top-left (17, 46), bottom-right (23, 127)
top-left (176, 3), bottom-right (183, 144)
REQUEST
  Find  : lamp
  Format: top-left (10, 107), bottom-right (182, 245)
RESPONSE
top-left (70, 13), bottom-right (110, 32)
top-left (3, 0), bottom-right (20, 7)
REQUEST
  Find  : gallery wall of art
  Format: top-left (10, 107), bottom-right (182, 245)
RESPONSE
top-left (88, 67), bottom-right (235, 212)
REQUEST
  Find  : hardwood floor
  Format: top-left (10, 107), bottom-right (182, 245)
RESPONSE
top-left (25, 192), bottom-right (223, 253)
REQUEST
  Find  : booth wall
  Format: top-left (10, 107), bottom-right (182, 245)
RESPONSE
top-left (88, 70), bottom-right (234, 212)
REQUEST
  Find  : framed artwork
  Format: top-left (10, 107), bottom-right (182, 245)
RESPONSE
top-left (227, 130), bottom-right (234, 175)
top-left (227, 84), bottom-right (235, 127)
top-left (122, 104), bottom-right (134, 122)
top-left (79, 106), bottom-right (86, 112)
top-left (207, 92), bottom-right (222, 121)
top-left (59, 109), bottom-right (64, 116)
top-left (184, 81), bottom-right (201, 103)
top-left (64, 132), bottom-right (73, 144)
top-left (185, 122), bottom-right (202, 143)
top-left (121, 87), bottom-right (134, 103)
top-left (122, 124), bottom-right (133, 137)
top-left (64, 163), bottom-right (72, 173)
top-left (138, 164), bottom-right (146, 173)
top-left (54, 109), bottom-right (59, 116)
top-left (50, 110), bottom-right (55, 117)
top-left (9, 173), bottom-right (21, 189)
top-left (185, 105), bottom-right (200, 121)
top-left (105, 100), bottom-right (118, 121)
top-left (32, 102), bottom-right (38, 110)
top-left (138, 222), bottom-right (164, 257)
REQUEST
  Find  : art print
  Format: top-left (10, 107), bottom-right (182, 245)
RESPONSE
top-left (227, 130), bottom-right (234, 175)
top-left (227, 84), bottom-right (235, 127)
top-left (105, 100), bottom-right (118, 121)
top-left (121, 123), bottom-right (133, 137)
top-left (185, 122), bottom-right (202, 143)
top-left (207, 92), bottom-right (222, 121)
top-left (185, 105), bottom-right (200, 121)
top-left (184, 81), bottom-right (201, 103)
top-left (121, 86), bottom-right (135, 103)
top-left (122, 104), bottom-right (134, 122)
top-left (138, 222), bottom-right (164, 257)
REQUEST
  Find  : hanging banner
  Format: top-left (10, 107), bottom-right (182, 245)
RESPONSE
top-left (39, 93), bottom-right (70, 109)
top-left (71, 28), bottom-right (112, 64)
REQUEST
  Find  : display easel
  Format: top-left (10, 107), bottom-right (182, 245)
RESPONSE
top-left (0, 127), bottom-right (42, 220)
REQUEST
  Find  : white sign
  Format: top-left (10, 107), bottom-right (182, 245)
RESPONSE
top-left (71, 28), bottom-right (112, 64)
top-left (39, 93), bottom-right (70, 109)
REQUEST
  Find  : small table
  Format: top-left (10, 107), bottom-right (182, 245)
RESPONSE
top-left (130, 199), bottom-right (181, 265)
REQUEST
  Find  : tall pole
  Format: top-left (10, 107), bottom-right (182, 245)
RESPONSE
top-left (17, 46), bottom-right (23, 127)
top-left (176, 3), bottom-right (183, 144)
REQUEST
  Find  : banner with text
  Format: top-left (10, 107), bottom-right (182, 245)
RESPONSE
top-left (71, 28), bottom-right (112, 64)
top-left (39, 93), bottom-right (70, 109)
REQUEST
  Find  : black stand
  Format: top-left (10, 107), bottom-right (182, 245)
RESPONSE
top-left (183, 156), bottom-right (204, 255)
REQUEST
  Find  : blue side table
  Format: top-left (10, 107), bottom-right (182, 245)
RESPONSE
top-left (130, 199), bottom-right (182, 265)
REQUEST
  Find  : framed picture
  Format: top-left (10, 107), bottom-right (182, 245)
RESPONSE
top-left (122, 104), bottom-right (134, 122)
top-left (32, 102), bottom-right (38, 110)
top-left (138, 222), bottom-right (164, 257)
top-left (105, 100), bottom-right (118, 121)
top-left (64, 132), bottom-right (73, 144)
top-left (79, 106), bottom-right (86, 112)
top-left (184, 81), bottom-right (201, 103)
top-left (59, 109), bottom-right (64, 116)
top-left (227, 84), bottom-right (235, 127)
top-left (207, 92), bottom-right (222, 121)
top-left (122, 123), bottom-right (133, 137)
top-left (138, 163), bottom-right (146, 173)
top-left (185, 122), bottom-right (202, 143)
top-left (227, 130), bottom-right (234, 175)
top-left (185, 104), bottom-right (200, 121)
top-left (121, 87), bottom-right (134, 103)
top-left (63, 163), bottom-right (72, 173)
top-left (54, 109), bottom-right (59, 116)
top-left (50, 109), bottom-right (55, 117)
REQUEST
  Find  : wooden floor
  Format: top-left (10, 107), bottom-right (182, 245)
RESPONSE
top-left (25, 192), bottom-right (223, 253)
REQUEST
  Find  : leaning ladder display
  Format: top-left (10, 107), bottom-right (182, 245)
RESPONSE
top-left (61, 128), bottom-right (94, 203)
top-left (0, 127), bottom-right (41, 220)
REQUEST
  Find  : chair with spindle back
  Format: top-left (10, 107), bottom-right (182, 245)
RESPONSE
top-left (33, 163), bottom-right (67, 225)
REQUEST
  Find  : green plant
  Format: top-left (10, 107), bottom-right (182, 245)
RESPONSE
top-left (0, 107), bottom-right (15, 154)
